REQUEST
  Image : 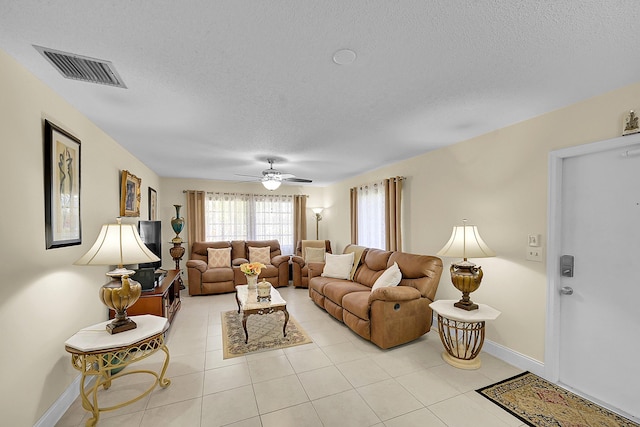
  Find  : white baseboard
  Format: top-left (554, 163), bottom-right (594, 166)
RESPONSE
top-left (482, 338), bottom-right (545, 377)
top-left (430, 317), bottom-right (545, 377)
top-left (35, 374), bottom-right (94, 427)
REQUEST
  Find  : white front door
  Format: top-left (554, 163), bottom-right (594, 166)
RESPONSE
top-left (549, 135), bottom-right (640, 421)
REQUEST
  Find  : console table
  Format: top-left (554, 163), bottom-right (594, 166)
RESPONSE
top-left (109, 269), bottom-right (182, 323)
top-left (65, 315), bottom-right (171, 426)
top-left (429, 300), bottom-right (500, 370)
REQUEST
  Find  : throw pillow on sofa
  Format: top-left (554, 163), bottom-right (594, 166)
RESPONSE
top-left (321, 252), bottom-right (354, 279)
top-left (207, 247), bottom-right (231, 268)
top-left (305, 247), bottom-right (326, 263)
top-left (371, 262), bottom-right (402, 291)
top-left (249, 246), bottom-right (272, 265)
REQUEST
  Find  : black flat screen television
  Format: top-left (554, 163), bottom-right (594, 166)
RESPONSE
top-left (138, 220), bottom-right (162, 270)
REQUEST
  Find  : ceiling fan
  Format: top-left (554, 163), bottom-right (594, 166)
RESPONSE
top-left (238, 158), bottom-right (312, 190)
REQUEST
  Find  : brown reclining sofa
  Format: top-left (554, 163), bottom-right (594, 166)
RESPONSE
top-left (308, 245), bottom-right (443, 349)
top-left (186, 240), bottom-right (289, 295)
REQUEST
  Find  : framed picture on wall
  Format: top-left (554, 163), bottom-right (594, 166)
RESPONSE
top-left (148, 187), bottom-right (157, 220)
top-left (44, 120), bottom-right (81, 249)
top-left (120, 170), bottom-right (141, 217)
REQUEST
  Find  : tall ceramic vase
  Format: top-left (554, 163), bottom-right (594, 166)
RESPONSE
top-left (171, 204), bottom-right (185, 243)
top-left (245, 274), bottom-right (258, 290)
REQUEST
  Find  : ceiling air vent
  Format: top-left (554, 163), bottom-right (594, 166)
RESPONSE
top-left (34, 45), bottom-right (127, 88)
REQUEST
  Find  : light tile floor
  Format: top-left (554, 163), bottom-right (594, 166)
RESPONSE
top-left (56, 285), bottom-right (526, 427)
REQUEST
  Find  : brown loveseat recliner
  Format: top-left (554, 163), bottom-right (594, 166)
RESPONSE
top-left (308, 245), bottom-right (443, 349)
top-left (291, 239), bottom-right (332, 288)
top-left (186, 240), bottom-right (289, 296)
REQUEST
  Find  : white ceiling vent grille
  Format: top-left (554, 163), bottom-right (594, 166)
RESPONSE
top-left (34, 45), bottom-right (127, 88)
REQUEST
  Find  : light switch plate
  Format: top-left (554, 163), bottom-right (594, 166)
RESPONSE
top-left (528, 234), bottom-right (541, 247)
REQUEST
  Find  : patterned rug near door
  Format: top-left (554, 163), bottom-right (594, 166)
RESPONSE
top-left (221, 310), bottom-right (313, 359)
top-left (477, 372), bottom-right (639, 427)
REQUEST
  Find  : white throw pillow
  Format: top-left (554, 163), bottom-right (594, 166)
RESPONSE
top-left (305, 247), bottom-right (326, 263)
top-left (248, 246), bottom-right (272, 265)
top-left (371, 262), bottom-right (402, 291)
top-left (321, 252), bottom-right (354, 280)
top-left (207, 247), bottom-right (231, 268)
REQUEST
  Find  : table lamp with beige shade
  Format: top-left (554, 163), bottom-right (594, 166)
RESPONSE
top-left (74, 218), bottom-right (160, 334)
top-left (437, 219), bottom-right (495, 311)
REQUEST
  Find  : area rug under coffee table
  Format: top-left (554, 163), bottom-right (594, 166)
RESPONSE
top-left (221, 310), bottom-right (312, 359)
top-left (477, 372), bottom-right (639, 427)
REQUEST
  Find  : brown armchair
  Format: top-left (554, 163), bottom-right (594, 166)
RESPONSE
top-left (291, 240), bottom-right (332, 288)
top-left (186, 241), bottom-right (235, 295)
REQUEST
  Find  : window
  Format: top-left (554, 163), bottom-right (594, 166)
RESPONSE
top-left (205, 193), bottom-right (294, 254)
top-left (356, 180), bottom-right (385, 249)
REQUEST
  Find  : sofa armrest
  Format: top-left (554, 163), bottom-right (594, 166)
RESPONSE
top-left (232, 257), bottom-right (249, 266)
top-left (271, 254), bottom-right (290, 267)
top-left (186, 259), bottom-right (207, 273)
top-left (368, 285), bottom-right (421, 304)
top-left (291, 255), bottom-right (305, 267)
top-left (307, 262), bottom-right (326, 279)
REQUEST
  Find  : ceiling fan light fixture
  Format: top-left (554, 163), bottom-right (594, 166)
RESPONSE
top-left (262, 175), bottom-right (282, 191)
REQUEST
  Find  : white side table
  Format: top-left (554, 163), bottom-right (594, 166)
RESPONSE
top-left (65, 315), bottom-right (171, 426)
top-left (429, 300), bottom-right (500, 370)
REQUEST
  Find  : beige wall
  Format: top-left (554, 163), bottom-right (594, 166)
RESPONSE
top-left (158, 178), bottom-right (325, 263)
top-left (323, 81), bottom-right (640, 362)
top-left (4, 39), bottom-right (640, 424)
top-left (0, 49), bottom-right (161, 425)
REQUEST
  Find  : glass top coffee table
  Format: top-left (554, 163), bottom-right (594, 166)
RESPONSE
top-left (235, 284), bottom-right (289, 343)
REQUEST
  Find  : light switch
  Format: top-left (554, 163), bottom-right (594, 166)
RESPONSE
top-left (528, 234), bottom-right (541, 247)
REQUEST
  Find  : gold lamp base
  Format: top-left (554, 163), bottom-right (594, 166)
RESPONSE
top-left (449, 261), bottom-right (484, 311)
top-left (99, 275), bottom-right (142, 334)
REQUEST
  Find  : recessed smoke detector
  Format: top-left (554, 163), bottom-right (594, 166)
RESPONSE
top-left (34, 45), bottom-right (127, 88)
top-left (333, 49), bottom-right (357, 65)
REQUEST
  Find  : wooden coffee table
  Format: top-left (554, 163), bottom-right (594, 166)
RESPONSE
top-left (235, 284), bottom-right (289, 343)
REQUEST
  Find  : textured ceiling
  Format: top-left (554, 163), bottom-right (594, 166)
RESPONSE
top-left (1, 1), bottom-right (640, 185)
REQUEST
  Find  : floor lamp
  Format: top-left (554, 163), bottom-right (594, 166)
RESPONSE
top-left (312, 208), bottom-right (323, 240)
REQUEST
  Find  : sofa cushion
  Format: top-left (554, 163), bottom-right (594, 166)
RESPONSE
top-left (344, 244), bottom-right (366, 280)
top-left (322, 252), bottom-right (354, 279)
top-left (323, 280), bottom-right (370, 306)
top-left (371, 262), bottom-right (402, 291)
top-left (305, 247), bottom-right (326, 263)
top-left (202, 268), bottom-right (234, 282)
top-left (353, 249), bottom-right (393, 287)
top-left (342, 291), bottom-right (371, 320)
top-left (207, 247), bottom-right (231, 268)
top-left (249, 246), bottom-right (272, 265)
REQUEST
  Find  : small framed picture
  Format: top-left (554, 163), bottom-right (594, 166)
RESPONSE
top-left (149, 187), bottom-right (157, 220)
top-left (120, 170), bottom-right (141, 217)
top-left (44, 120), bottom-right (81, 249)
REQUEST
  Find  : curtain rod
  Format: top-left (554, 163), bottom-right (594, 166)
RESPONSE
top-left (183, 190), bottom-right (308, 197)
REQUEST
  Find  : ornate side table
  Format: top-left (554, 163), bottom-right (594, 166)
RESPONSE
top-left (64, 315), bottom-right (171, 426)
top-left (429, 300), bottom-right (500, 370)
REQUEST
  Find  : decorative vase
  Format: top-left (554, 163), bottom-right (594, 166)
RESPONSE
top-left (257, 279), bottom-right (271, 302)
top-left (171, 204), bottom-right (185, 243)
top-left (246, 274), bottom-right (258, 290)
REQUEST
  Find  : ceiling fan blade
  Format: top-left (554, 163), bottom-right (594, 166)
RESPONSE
top-left (283, 177), bottom-right (312, 183)
top-left (235, 173), bottom-right (261, 178)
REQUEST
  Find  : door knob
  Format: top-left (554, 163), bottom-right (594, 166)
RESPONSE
top-left (560, 286), bottom-right (574, 295)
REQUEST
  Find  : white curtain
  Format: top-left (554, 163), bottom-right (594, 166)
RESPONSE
top-left (356, 180), bottom-right (385, 250)
top-left (205, 192), bottom-right (295, 254)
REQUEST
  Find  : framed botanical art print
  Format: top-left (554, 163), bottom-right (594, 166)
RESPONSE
top-left (44, 120), bottom-right (81, 249)
top-left (148, 187), bottom-right (157, 220)
top-left (120, 170), bottom-right (141, 217)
